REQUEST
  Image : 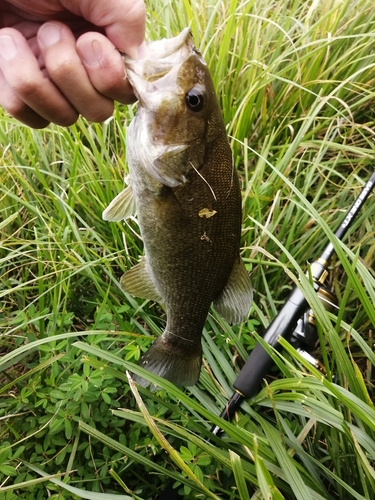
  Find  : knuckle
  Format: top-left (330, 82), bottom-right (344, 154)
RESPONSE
top-left (0, 68), bottom-right (79, 127)
top-left (90, 70), bottom-right (135, 104)
top-left (10, 74), bottom-right (40, 99)
top-left (83, 103), bottom-right (114, 123)
top-left (0, 90), bottom-right (26, 117)
top-left (1, 98), bottom-right (50, 128)
top-left (54, 112), bottom-right (78, 127)
top-left (46, 55), bottom-right (76, 81)
top-left (99, 79), bottom-right (121, 96)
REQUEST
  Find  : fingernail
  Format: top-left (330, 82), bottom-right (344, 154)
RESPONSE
top-left (0, 35), bottom-right (17, 61)
top-left (137, 42), bottom-right (149, 60)
top-left (78, 39), bottom-right (102, 66)
top-left (126, 41), bottom-right (149, 60)
top-left (0, 68), bottom-right (6, 85)
top-left (38, 23), bottom-right (62, 47)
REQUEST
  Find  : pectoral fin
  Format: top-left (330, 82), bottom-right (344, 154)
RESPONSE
top-left (102, 185), bottom-right (136, 221)
top-left (213, 256), bottom-right (253, 325)
top-left (120, 258), bottom-right (163, 303)
top-left (152, 145), bottom-right (189, 187)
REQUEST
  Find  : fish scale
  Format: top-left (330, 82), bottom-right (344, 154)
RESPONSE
top-left (103, 28), bottom-right (253, 387)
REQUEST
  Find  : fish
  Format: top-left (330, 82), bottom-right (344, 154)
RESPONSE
top-left (103, 28), bottom-right (253, 387)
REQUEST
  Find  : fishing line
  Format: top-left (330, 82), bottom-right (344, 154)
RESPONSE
top-left (189, 161), bottom-right (217, 201)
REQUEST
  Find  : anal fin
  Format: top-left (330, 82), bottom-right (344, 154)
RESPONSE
top-left (120, 258), bottom-right (163, 303)
top-left (213, 256), bottom-right (253, 325)
top-left (102, 185), bottom-right (136, 221)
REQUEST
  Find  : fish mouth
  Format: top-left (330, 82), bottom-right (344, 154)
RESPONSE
top-left (123, 28), bottom-right (202, 101)
top-left (138, 27), bottom-right (193, 61)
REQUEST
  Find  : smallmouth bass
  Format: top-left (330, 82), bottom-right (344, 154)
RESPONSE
top-left (103, 29), bottom-right (252, 387)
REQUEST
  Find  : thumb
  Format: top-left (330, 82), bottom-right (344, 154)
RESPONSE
top-left (104, 0), bottom-right (146, 58)
top-left (62, 0), bottom-right (146, 57)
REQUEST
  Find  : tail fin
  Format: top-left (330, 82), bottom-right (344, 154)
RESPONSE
top-left (133, 336), bottom-right (202, 388)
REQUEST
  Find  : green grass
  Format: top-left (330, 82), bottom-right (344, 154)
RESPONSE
top-left (1, 0), bottom-right (375, 498)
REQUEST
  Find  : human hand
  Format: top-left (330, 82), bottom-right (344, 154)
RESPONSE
top-left (0, 0), bottom-right (146, 128)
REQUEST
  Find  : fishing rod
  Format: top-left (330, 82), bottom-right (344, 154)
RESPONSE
top-left (157, 171), bottom-right (375, 500)
top-left (213, 170), bottom-right (375, 432)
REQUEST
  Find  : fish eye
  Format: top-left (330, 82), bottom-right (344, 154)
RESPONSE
top-left (185, 89), bottom-right (205, 112)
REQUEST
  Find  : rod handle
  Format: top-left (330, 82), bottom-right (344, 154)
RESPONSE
top-left (234, 287), bottom-right (308, 397)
